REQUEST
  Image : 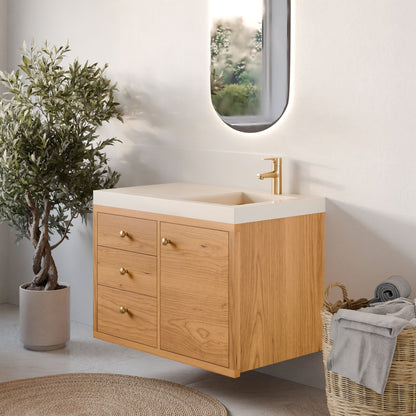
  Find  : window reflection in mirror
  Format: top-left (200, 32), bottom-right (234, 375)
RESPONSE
top-left (210, 0), bottom-right (290, 133)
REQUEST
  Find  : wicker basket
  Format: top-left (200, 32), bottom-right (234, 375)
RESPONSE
top-left (322, 282), bottom-right (416, 416)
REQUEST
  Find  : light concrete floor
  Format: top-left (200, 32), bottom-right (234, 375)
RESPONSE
top-left (0, 304), bottom-right (329, 415)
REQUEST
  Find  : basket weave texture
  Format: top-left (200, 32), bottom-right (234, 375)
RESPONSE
top-left (322, 282), bottom-right (416, 416)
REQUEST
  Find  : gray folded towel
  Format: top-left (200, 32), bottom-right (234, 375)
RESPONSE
top-left (363, 297), bottom-right (416, 321)
top-left (372, 275), bottom-right (411, 303)
top-left (327, 303), bottom-right (416, 394)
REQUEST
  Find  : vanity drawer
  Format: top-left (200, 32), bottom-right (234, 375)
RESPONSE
top-left (97, 246), bottom-right (157, 297)
top-left (97, 285), bottom-right (157, 347)
top-left (97, 213), bottom-right (156, 255)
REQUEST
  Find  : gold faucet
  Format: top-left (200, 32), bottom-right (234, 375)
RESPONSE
top-left (257, 157), bottom-right (282, 195)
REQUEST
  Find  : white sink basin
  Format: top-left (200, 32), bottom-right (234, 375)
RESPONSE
top-left (94, 183), bottom-right (325, 224)
top-left (181, 192), bottom-right (295, 206)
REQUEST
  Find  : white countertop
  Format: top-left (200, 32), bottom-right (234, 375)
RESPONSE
top-left (93, 183), bottom-right (325, 224)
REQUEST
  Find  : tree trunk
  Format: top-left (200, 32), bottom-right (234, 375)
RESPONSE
top-left (32, 242), bottom-right (59, 289)
top-left (27, 197), bottom-right (58, 291)
top-left (45, 249), bottom-right (58, 291)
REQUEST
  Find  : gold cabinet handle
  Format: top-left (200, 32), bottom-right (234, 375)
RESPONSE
top-left (119, 306), bottom-right (128, 314)
top-left (119, 230), bottom-right (128, 238)
top-left (119, 267), bottom-right (128, 275)
top-left (161, 237), bottom-right (171, 246)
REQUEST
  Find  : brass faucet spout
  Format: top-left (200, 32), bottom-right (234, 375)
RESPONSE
top-left (257, 171), bottom-right (277, 180)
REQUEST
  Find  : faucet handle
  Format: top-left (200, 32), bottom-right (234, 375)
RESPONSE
top-left (262, 157), bottom-right (282, 164)
top-left (262, 157), bottom-right (281, 169)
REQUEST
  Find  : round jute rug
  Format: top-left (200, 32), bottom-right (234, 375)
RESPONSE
top-left (0, 373), bottom-right (228, 416)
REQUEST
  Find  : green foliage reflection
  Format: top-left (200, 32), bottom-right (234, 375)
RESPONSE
top-left (211, 17), bottom-right (262, 117)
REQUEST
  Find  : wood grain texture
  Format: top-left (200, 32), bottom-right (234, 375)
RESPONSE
top-left (97, 213), bottom-right (157, 255)
top-left (94, 205), bottom-right (236, 231)
top-left (228, 228), bottom-right (240, 371)
top-left (160, 222), bottom-right (229, 367)
top-left (97, 285), bottom-right (157, 347)
top-left (97, 246), bottom-right (157, 297)
top-left (238, 213), bottom-right (325, 371)
top-left (93, 330), bottom-right (240, 378)
top-left (94, 205), bottom-right (325, 377)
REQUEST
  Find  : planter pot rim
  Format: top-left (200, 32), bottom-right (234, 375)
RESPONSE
top-left (20, 283), bottom-right (70, 292)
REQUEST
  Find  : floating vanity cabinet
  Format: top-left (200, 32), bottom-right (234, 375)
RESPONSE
top-left (93, 183), bottom-right (325, 378)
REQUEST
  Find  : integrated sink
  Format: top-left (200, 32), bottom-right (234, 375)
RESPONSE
top-left (181, 192), bottom-right (291, 206)
top-left (93, 182), bottom-right (325, 224)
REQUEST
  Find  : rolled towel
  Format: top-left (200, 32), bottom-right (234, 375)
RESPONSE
top-left (372, 275), bottom-right (411, 303)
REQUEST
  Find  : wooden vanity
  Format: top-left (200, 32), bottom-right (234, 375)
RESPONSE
top-left (93, 184), bottom-right (325, 377)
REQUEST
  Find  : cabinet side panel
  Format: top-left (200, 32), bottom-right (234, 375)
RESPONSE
top-left (239, 213), bottom-right (325, 371)
top-left (229, 229), bottom-right (241, 371)
top-left (93, 207), bottom-right (99, 332)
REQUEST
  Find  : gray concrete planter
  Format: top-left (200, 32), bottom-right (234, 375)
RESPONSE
top-left (19, 284), bottom-right (70, 351)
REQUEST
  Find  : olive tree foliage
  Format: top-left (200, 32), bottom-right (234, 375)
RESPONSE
top-left (0, 42), bottom-right (123, 290)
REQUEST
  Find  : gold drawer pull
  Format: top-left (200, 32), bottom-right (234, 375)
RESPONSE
top-left (119, 267), bottom-right (128, 275)
top-left (161, 237), bottom-right (171, 246)
top-left (119, 230), bottom-right (128, 238)
top-left (119, 306), bottom-right (128, 314)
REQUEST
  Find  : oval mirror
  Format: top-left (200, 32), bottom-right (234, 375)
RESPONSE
top-left (210, 0), bottom-right (290, 133)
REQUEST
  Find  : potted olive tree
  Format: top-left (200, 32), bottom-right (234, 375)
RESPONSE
top-left (0, 42), bottom-right (122, 350)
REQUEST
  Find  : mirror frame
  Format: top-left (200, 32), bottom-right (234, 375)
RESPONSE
top-left (210, 0), bottom-right (291, 133)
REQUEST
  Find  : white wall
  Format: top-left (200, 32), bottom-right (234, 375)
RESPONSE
top-left (5, 0), bottom-right (416, 389)
top-left (0, 0), bottom-right (6, 75)
top-left (0, 0), bottom-right (8, 303)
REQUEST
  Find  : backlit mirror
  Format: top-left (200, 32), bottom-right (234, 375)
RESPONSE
top-left (210, 0), bottom-right (290, 133)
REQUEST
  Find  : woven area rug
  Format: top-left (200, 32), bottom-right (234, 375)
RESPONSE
top-left (0, 373), bottom-right (228, 415)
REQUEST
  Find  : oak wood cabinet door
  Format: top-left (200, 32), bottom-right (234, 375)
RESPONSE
top-left (160, 222), bottom-right (229, 367)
